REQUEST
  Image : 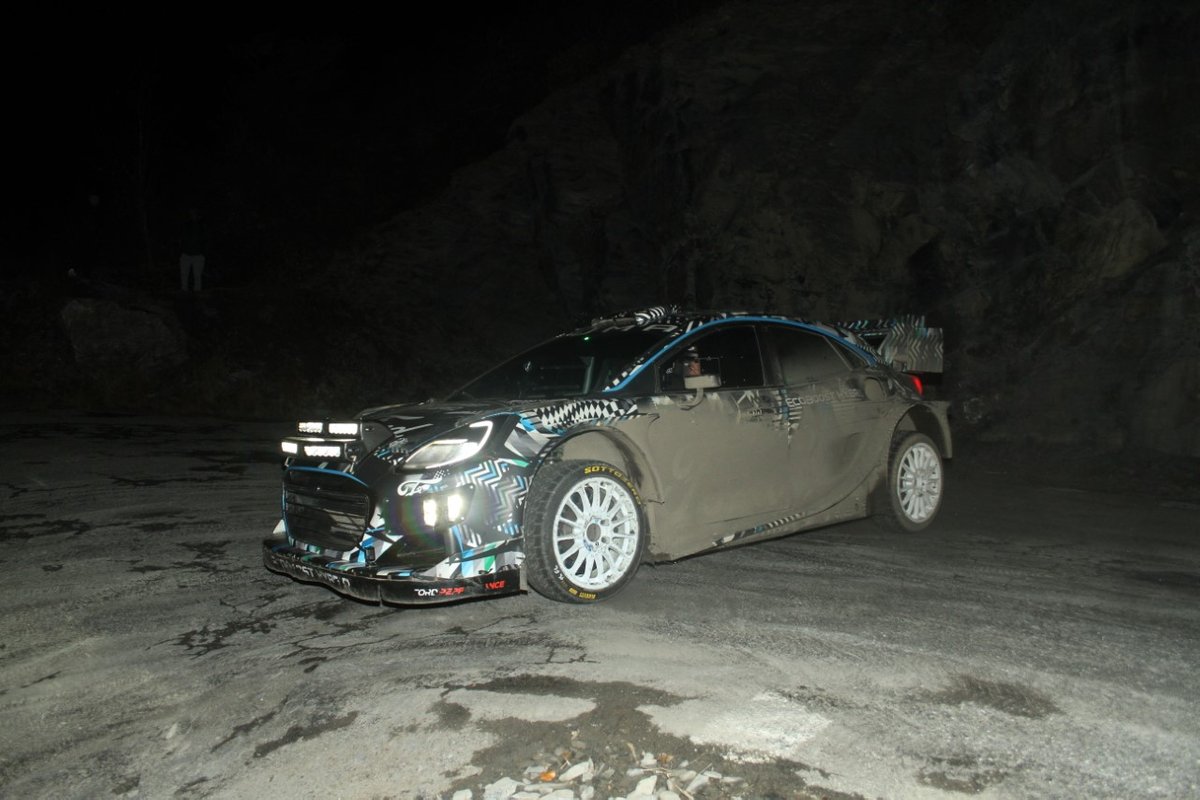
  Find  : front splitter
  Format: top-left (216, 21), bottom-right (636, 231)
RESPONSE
top-left (263, 540), bottom-right (521, 605)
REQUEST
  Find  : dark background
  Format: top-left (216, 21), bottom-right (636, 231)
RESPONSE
top-left (4, 1), bottom-right (1199, 463)
top-left (8, 7), bottom-right (709, 288)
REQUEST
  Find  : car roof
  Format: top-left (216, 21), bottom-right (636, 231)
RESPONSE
top-left (578, 306), bottom-right (880, 392)
top-left (581, 306), bottom-right (869, 350)
top-left (583, 305), bottom-right (792, 333)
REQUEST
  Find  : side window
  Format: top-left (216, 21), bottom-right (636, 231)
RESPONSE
top-left (766, 327), bottom-right (852, 385)
top-left (659, 327), bottom-right (765, 390)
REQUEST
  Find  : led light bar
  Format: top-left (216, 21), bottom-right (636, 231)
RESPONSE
top-left (303, 444), bottom-right (343, 459)
top-left (281, 440), bottom-right (299, 455)
top-left (298, 421), bottom-right (324, 434)
top-left (328, 422), bottom-right (360, 436)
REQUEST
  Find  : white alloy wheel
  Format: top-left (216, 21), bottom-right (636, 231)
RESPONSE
top-left (551, 474), bottom-right (641, 590)
top-left (878, 431), bottom-right (944, 532)
top-left (524, 460), bottom-right (647, 602)
top-left (895, 439), bottom-right (942, 523)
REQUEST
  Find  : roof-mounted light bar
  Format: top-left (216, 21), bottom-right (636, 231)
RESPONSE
top-left (297, 421), bottom-right (361, 436)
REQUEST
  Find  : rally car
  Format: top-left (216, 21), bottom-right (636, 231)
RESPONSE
top-left (264, 306), bottom-right (950, 604)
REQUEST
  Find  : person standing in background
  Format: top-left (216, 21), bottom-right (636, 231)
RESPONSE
top-left (180, 207), bottom-right (206, 291)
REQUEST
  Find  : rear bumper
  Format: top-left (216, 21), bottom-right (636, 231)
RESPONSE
top-left (262, 539), bottom-right (521, 605)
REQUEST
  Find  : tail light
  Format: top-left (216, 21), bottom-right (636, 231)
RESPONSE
top-left (906, 373), bottom-right (924, 397)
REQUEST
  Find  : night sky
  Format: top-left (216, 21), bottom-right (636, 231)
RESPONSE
top-left (8, 8), bottom-right (711, 287)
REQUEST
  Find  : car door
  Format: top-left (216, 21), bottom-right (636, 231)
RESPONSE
top-left (645, 325), bottom-right (791, 555)
top-left (762, 324), bottom-right (886, 513)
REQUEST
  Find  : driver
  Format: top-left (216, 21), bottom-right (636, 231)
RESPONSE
top-left (663, 346), bottom-right (704, 390)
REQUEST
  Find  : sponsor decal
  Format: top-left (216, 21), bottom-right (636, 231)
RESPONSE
top-left (583, 464), bottom-right (640, 502)
top-left (484, 579), bottom-right (507, 591)
top-left (584, 463), bottom-right (629, 481)
top-left (398, 477), bottom-right (441, 496)
top-left (785, 386), bottom-right (865, 407)
top-left (415, 586), bottom-right (468, 598)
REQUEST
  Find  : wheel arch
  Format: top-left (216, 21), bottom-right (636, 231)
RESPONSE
top-left (892, 403), bottom-right (953, 459)
top-left (542, 429), bottom-right (664, 502)
top-left (529, 429), bottom-right (665, 545)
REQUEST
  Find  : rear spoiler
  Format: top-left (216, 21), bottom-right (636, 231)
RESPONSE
top-left (836, 316), bottom-right (943, 373)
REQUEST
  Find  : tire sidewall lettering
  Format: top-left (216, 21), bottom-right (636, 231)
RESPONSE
top-left (582, 463), bottom-right (640, 503)
top-left (553, 538), bottom-right (609, 601)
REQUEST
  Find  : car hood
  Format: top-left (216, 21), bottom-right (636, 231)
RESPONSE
top-left (358, 400), bottom-right (507, 449)
top-left (357, 394), bottom-right (641, 455)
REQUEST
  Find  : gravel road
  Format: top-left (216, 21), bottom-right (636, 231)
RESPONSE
top-left (1, 414), bottom-right (1197, 799)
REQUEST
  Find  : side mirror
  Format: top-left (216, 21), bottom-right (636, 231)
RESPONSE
top-left (680, 373), bottom-right (720, 410)
top-left (683, 374), bottom-right (720, 391)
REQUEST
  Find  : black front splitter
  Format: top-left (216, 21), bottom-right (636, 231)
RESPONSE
top-left (262, 540), bottom-right (521, 605)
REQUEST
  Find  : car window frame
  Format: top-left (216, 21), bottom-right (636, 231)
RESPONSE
top-left (655, 324), bottom-right (767, 393)
top-left (760, 323), bottom-right (862, 387)
top-left (446, 329), bottom-right (671, 401)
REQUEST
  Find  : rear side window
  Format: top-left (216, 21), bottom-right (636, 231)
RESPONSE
top-left (765, 327), bottom-right (852, 384)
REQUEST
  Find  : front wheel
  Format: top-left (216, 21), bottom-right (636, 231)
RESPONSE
top-left (523, 460), bottom-right (646, 603)
top-left (877, 431), bottom-right (944, 532)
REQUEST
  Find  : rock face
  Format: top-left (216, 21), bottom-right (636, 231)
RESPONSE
top-left (335, 0), bottom-right (1200, 455)
top-left (60, 299), bottom-right (188, 376)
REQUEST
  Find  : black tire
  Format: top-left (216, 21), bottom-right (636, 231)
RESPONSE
top-left (523, 460), bottom-right (647, 603)
top-left (876, 431), bottom-right (944, 533)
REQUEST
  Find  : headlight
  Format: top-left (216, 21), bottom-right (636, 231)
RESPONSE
top-left (421, 488), bottom-right (474, 527)
top-left (404, 421), bottom-right (493, 470)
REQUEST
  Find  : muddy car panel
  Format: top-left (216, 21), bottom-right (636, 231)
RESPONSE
top-left (264, 307), bottom-right (951, 603)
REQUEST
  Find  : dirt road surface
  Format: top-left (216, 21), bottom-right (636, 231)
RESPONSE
top-left (1, 414), bottom-right (1197, 799)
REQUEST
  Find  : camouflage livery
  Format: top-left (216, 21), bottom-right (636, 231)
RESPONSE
top-left (264, 307), bottom-right (952, 605)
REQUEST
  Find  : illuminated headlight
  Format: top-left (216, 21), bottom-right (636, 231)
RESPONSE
top-left (303, 444), bottom-right (343, 459)
top-left (298, 421), bottom-right (324, 434)
top-left (404, 421), bottom-right (494, 469)
top-left (446, 492), bottom-right (465, 521)
top-left (422, 497), bottom-right (439, 527)
top-left (328, 422), bottom-right (360, 436)
top-left (281, 440), bottom-right (299, 455)
top-left (422, 490), bottom-right (470, 527)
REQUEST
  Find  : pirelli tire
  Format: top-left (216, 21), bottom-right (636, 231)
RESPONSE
top-left (877, 431), bottom-right (945, 533)
top-left (523, 460), bottom-right (647, 603)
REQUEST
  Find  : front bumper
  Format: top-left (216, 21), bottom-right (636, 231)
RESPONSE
top-left (262, 540), bottom-right (522, 605)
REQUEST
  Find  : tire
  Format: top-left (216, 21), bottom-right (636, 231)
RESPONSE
top-left (523, 460), bottom-right (646, 603)
top-left (877, 431), bottom-right (944, 532)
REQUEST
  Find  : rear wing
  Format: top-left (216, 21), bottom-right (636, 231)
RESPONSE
top-left (836, 316), bottom-right (943, 373)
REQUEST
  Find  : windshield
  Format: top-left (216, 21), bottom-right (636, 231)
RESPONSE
top-left (448, 330), bottom-right (669, 400)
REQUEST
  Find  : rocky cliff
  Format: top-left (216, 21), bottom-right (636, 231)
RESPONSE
top-left (17, 0), bottom-right (1200, 457)
top-left (331, 0), bottom-right (1198, 454)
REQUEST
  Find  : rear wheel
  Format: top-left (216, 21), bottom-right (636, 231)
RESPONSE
top-left (524, 460), bottom-right (646, 603)
top-left (877, 431), bottom-right (944, 532)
